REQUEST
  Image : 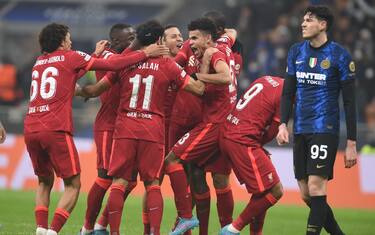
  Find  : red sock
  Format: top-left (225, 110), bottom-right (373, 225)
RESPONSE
top-left (107, 184), bottom-right (125, 234)
top-left (97, 204), bottom-right (109, 228)
top-left (215, 185), bottom-right (234, 227)
top-left (232, 193), bottom-right (278, 231)
top-left (124, 181), bottom-right (137, 201)
top-left (194, 191), bottom-right (210, 235)
top-left (84, 177), bottom-right (112, 230)
top-left (250, 211), bottom-right (266, 235)
top-left (143, 210), bottom-right (150, 235)
top-left (50, 208), bottom-right (70, 233)
top-left (146, 185), bottom-right (163, 235)
top-left (35, 206), bottom-right (48, 229)
top-left (166, 163), bottom-right (192, 218)
top-left (96, 181), bottom-right (137, 229)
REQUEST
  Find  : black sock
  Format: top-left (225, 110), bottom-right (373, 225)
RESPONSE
top-left (306, 195), bottom-right (327, 235)
top-left (325, 204), bottom-right (345, 235)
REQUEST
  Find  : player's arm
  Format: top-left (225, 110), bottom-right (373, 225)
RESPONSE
top-left (87, 44), bottom-right (169, 71)
top-left (195, 59), bottom-right (231, 85)
top-left (339, 55), bottom-right (357, 168)
top-left (200, 47), bottom-right (218, 74)
top-left (76, 72), bottom-right (114, 98)
top-left (0, 121), bottom-right (6, 144)
top-left (224, 28), bottom-right (237, 44)
top-left (261, 117), bottom-right (280, 145)
top-left (183, 75), bottom-right (205, 96)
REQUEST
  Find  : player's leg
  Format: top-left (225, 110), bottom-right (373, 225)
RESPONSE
top-left (48, 174), bottom-right (81, 235)
top-left (219, 140), bottom-right (282, 234)
top-left (208, 154), bottom-right (234, 229)
top-left (190, 164), bottom-right (210, 235)
top-left (80, 131), bottom-right (113, 234)
top-left (138, 140), bottom-right (166, 235)
top-left (105, 138), bottom-right (137, 234)
top-left (35, 132), bottom-right (81, 235)
top-left (25, 132), bottom-right (54, 235)
top-left (305, 133), bottom-right (340, 235)
top-left (35, 175), bottom-right (54, 235)
top-left (94, 171), bottom-right (137, 234)
top-left (212, 173), bottom-right (233, 228)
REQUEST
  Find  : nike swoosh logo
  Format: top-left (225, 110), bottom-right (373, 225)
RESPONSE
top-left (296, 61), bottom-right (304, 64)
top-left (316, 165), bottom-right (325, 168)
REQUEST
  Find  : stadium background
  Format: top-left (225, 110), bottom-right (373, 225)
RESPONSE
top-left (0, 0), bottom-right (374, 234)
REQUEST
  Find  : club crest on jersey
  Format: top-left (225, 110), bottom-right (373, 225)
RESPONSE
top-left (320, 59), bottom-right (330, 69)
top-left (309, 57), bottom-right (317, 68)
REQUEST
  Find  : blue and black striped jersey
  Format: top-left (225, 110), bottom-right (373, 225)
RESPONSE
top-left (286, 40), bottom-right (356, 134)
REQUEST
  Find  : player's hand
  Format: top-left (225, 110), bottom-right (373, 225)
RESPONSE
top-left (143, 44), bottom-right (170, 57)
top-left (201, 47), bottom-right (218, 73)
top-left (94, 40), bottom-right (109, 56)
top-left (344, 140), bottom-right (357, 168)
top-left (276, 123), bottom-right (289, 145)
top-left (0, 122), bottom-right (6, 144)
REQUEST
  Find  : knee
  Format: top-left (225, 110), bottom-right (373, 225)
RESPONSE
top-left (301, 193), bottom-right (311, 205)
top-left (270, 182), bottom-right (283, 200)
top-left (64, 174), bottom-right (81, 191)
top-left (165, 151), bottom-right (179, 165)
top-left (307, 177), bottom-right (327, 196)
top-left (212, 174), bottom-right (229, 189)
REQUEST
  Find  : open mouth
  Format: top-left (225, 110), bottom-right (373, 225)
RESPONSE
top-left (176, 42), bottom-right (183, 49)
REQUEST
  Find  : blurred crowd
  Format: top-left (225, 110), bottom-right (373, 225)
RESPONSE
top-left (0, 0), bottom-right (374, 148)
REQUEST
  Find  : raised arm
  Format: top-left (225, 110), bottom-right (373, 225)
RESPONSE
top-left (195, 59), bottom-right (231, 85)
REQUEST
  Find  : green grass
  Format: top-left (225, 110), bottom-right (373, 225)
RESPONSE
top-left (0, 190), bottom-right (374, 234)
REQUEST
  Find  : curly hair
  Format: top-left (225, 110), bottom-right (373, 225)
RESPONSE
top-left (188, 18), bottom-right (219, 41)
top-left (39, 23), bottom-right (69, 53)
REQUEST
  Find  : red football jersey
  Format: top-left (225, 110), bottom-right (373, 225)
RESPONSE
top-left (94, 48), bottom-right (121, 131)
top-left (24, 50), bottom-right (95, 134)
top-left (172, 40), bottom-right (203, 126)
top-left (217, 35), bottom-right (242, 76)
top-left (223, 76), bottom-right (284, 146)
top-left (107, 57), bottom-right (190, 144)
top-left (202, 43), bottom-right (237, 124)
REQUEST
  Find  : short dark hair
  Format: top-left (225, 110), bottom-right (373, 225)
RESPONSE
top-left (164, 24), bottom-right (178, 31)
top-left (304, 5), bottom-right (334, 31)
top-left (188, 18), bottom-right (219, 41)
top-left (39, 23), bottom-right (69, 53)
top-left (109, 23), bottom-right (132, 36)
top-left (203, 11), bottom-right (226, 32)
top-left (136, 20), bottom-right (164, 46)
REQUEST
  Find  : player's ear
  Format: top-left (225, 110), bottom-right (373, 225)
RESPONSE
top-left (157, 37), bottom-right (162, 45)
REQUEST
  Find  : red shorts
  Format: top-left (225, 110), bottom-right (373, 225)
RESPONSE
top-left (204, 151), bottom-right (232, 175)
top-left (94, 130), bottom-right (114, 170)
top-left (168, 121), bottom-right (196, 150)
top-left (172, 122), bottom-right (230, 174)
top-left (108, 138), bottom-right (164, 182)
top-left (220, 137), bottom-right (279, 194)
top-left (24, 131), bottom-right (80, 178)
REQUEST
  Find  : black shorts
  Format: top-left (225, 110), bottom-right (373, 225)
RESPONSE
top-left (293, 133), bottom-right (339, 180)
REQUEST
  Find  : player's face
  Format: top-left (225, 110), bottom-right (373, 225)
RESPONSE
top-left (163, 27), bottom-right (183, 57)
top-left (189, 30), bottom-right (210, 59)
top-left (301, 12), bottom-right (326, 39)
top-left (110, 27), bottom-right (136, 53)
top-left (61, 32), bottom-right (72, 50)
